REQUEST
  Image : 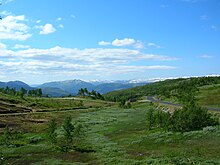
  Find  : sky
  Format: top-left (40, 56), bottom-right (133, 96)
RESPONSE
top-left (0, 0), bottom-right (220, 84)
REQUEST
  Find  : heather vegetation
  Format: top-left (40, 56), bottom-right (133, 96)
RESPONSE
top-left (146, 102), bottom-right (218, 132)
top-left (0, 86), bottom-right (42, 98)
top-left (0, 76), bottom-right (220, 164)
top-left (104, 76), bottom-right (220, 104)
top-left (78, 88), bottom-right (105, 100)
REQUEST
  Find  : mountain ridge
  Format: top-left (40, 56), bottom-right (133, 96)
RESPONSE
top-left (38, 79), bottom-right (148, 96)
top-left (0, 80), bottom-right (33, 91)
top-left (0, 79), bottom-right (149, 97)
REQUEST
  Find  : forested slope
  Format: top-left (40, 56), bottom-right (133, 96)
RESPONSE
top-left (104, 77), bottom-right (220, 105)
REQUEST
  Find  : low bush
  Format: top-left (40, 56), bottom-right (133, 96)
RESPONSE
top-left (147, 102), bottom-right (219, 132)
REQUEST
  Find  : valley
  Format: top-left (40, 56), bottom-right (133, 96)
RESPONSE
top-left (1, 0), bottom-right (220, 164)
top-left (0, 76), bottom-right (219, 164)
top-left (0, 80), bottom-right (149, 97)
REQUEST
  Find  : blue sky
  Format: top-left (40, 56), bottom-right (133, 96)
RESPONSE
top-left (0, 0), bottom-right (220, 84)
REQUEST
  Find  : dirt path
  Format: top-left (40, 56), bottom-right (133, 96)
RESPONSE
top-left (0, 101), bottom-right (32, 114)
top-left (144, 96), bottom-right (220, 112)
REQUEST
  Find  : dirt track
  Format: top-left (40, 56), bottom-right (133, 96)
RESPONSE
top-left (145, 96), bottom-right (220, 112)
top-left (0, 101), bottom-right (32, 114)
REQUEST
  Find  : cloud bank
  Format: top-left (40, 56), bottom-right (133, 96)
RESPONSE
top-left (0, 46), bottom-right (178, 82)
top-left (0, 15), bottom-right (31, 40)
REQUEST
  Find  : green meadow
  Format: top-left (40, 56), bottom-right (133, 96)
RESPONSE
top-left (0, 97), bottom-right (219, 164)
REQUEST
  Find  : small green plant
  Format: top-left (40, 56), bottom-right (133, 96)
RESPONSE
top-left (146, 102), bottom-right (219, 132)
top-left (47, 119), bottom-right (57, 144)
top-left (63, 116), bottom-right (74, 145)
top-left (169, 103), bottom-right (218, 132)
top-left (119, 100), bottom-right (132, 109)
top-left (78, 100), bottom-right (84, 107)
top-left (74, 121), bottom-right (84, 145)
top-left (146, 108), bottom-right (154, 130)
top-left (29, 136), bottom-right (43, 144)
top-left (2, 125), bottom-right (11, 145)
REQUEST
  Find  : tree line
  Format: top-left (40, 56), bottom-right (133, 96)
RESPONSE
top-left (146, 101), bottom-right (219, 132)
top-left (145, 78), bottom-right (219, 132)
top-left (78, 88), bottom-right (104, 100)
top-left (0, 86), bottom-right (42, 98)
top-left (104, 76), bottom-right (220, 103)
top-left (1, 116), bottom-right (85, 153)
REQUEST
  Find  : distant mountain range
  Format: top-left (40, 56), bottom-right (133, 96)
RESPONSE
top-left (0, 81), bottom-right (33, 91)
top-left (38, 79), bottom-right (148, 97)
top-left (0, 79), bottom-right (149, 97)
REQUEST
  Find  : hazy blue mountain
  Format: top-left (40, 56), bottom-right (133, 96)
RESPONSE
top-left (0, 82), bottom-right (5, 88)
top-left (0, 81), bottom-right (33, 91)
top-left (39, 80), bottom-right (95, 95)
top-left (41, 87), bottom-right (71, 97)
top-left (37, 80), bottom-right (148, 96)
top-left (93, 83), bottom-right (147, 94)
top-left (0, 79), bottom-right (148, 97)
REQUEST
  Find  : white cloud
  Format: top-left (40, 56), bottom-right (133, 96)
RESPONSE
top-left (99, 38), bottom-right (145, 48)
top-left (148, 42), bottom-right (161, 48)
top-left (138, 54), bottom-right (178, 61)
top-left (0, 46), bottom-right (178, 79)
top-left (5, 0), bottom-right (15, 4)
top-left (13, 44), bottom-right (30, 49)
top-left (0, 43), bottom-right (7, 49)
top-left (36, 20), bottom-right (41, 24)
top-left (56, 17), bottom-right (62, 21)
top-left (71, 14), bottom-right (76, 19)
top-left (0, 10), bottom-right (12, 16)
top-left (37, 23), bottom-right (56, 35)
top-left (134, 40), bottom-right (144, 49)
top-left (200, 55), bottom-right (213, 59)
top-left (112, 38), bottom-right (136, 46)
top-left (0, 48), bottom-right (14, 58)
top-left (115, 65), bottom-right (175, 72)
top-left (98, 41), bottom-right (111, 46)
top-left (58, 24), bottom-right (64, 28)
top-left (0, 15), bottom-right (32, 40)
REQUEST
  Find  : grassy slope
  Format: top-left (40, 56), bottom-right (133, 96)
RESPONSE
top-left (197, 84), bottom-right (220, 108)
top-left (104, 77), bottom-right (220, 108)
top-left (0, 92), bottom-right (115, 114)
top-left (104, 78), bottom-right (183, 100)
top-left (0, 101), bottom-right (220, 164)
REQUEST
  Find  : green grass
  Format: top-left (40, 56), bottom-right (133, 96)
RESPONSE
top-left (81, 107), bottom-right (220, 164)
top-left (0, 92), bottom-right (116, 115)
top-left (197, 84), bottom-right (220, 108)
top-left (105, 76), bottom-right (220, 110)
top-left (0, 99), bottom-right (220, 164)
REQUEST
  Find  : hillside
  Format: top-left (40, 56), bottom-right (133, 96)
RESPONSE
top-left (94, 82), bottom-right (146, 94)
top-left (0, 80), bottom-right (148, 97)
top-left (0, 92), bottom-right (219, 164)
top-left (38, 80), bottom-right (148, 96)
top-left (41, 87), bottom-right (71, 97)
top-left (197, 84), bottom-right (220, 108)
top-left (39, 80), bottom-right (95, 95)
top-left (104, 76), bottom-right (220, 107)
top-left (0, 78), bottom-right (220, 164)
top-left (0, 81), bottom-right (33, 91)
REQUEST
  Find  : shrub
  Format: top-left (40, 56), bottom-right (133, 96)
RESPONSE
top-left (29, 136), bottom-right (43, 144)
top-left (146, 108), bottom-right (154, 130)
top-left (147, 102), bottom-right (219, 132)
top-left (169, 103), bottom-right (218, 132)
top-left (73, 122), bottom-right (84, 145)
top-left (2, 126), bottom-right (11, 145)
top-left (62, 116), bottom-right (74, 144)
top-left (47, 119), bottom-right (57, 144)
